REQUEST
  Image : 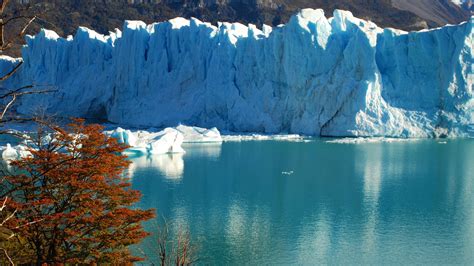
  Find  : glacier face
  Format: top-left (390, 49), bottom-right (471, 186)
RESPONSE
top-left (1, 9), bottom-right (473, 137)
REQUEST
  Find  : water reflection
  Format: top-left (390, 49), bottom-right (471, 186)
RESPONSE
top-left (183, 143), bottom-right (222, 159)
top-left (224, 201), bottom-right (273, 262)
top-left (361, 145), bottom-right (382, 205)
top-left (127, 142), bottom-right (222, 181)
top-left (296, 209), bottom-right (331, 263)
top-left (359, 144), bottom-right (382, 258)
top-left (130, 140), bottom-right (474, 264)
top-left (128, 153), bottom-right (185, 180)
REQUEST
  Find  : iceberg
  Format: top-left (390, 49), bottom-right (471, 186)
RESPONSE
top-left (1, 9), bottom-right (473, 138)
top-left (325, 137), bottom-right (419, 144)
top-left (146, 128), bottom-right (185, 154)
top-left (105, 127), bottom-right (185, 155)
top-left (176, 125), bottom-right (222, 143)
top-left (105, 125), bottom-right (222, 154)
top-left (221, 133), bottom-right (305, 142)
top-left (109, 127), bottom-right (138, 147)
top-left (1, 143), bottom-right (32, 161)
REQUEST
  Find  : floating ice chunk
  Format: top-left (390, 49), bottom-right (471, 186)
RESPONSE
top-left (106, 127), bottom-right (185, 155)
top-left (106, 125), bottom-right (223, 154)
top-left (147, 128), bottom-right (185, 154)
top-left (16, 145), bottom-right (32, 158)
top-left (222, 134), bottom-right (304, 142)
top-left (123, 147), bottom-right (149, 155)
top-left (176, 125), bottom-right (222, 143)
top-left (325, 137), bottom-right (418, 144)
top-left (1, 144), bottom-right (18, 161)
top-left (109, 127), bottom-right (137, 147)
top-left (1, 143), bottom-right (32, 161)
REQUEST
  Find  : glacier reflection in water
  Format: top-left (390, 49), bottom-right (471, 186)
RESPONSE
top-left (127, 143), bottom-right (222, 180)
top-left (127, 154), bottom-right (185, 180)
top-left (130, 139), bottom-right (474, 264)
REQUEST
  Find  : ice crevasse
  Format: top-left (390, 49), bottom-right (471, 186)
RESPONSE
top-left (1, 9), bottom-right (473, 137)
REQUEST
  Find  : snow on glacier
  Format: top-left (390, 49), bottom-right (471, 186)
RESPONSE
top-left (451, 0), bottom-right (468, 7)
top-left (0, 9), bottom-right (473, 137)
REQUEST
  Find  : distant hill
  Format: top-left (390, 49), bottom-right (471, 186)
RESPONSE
top-left (392, 0), bottom-right (471, 26)
top-left (2, 0), bottom-right (472, 56)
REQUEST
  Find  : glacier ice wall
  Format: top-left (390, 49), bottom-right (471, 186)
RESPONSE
top-left (1, 9), bottom-right (473, 137)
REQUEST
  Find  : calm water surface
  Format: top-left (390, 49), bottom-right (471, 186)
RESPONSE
top-left (130, 139), bottom-right (474, 265)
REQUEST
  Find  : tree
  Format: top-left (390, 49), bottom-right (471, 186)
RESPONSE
top-left (154, 220), bottom-right (198, 266)
top-left (0, 0), bottom-right (54, 126)
top-left (0, 0), bottom-right (54, 264)
top-left (0, 1), bottom-right (156, 264)
top-left (1, 119), bottom-right (155, 264)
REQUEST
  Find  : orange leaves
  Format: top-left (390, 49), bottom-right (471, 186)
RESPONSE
top-left (2, 119), bottom-right (155, 264)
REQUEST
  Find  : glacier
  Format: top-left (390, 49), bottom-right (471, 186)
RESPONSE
top-left (0, 9), bottom-right (473, 137)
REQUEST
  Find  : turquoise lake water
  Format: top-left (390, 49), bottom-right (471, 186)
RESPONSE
top-left (130, 139), bottom-right (474, 265)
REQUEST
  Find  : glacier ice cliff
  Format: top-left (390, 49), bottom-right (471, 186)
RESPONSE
top-left (0, 9), bottom-right (473, 137)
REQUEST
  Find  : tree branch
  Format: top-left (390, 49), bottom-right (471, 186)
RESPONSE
top-left (0, 85), bottom-right (34, 98)
top-left (0, 87), bottom-right (57, 121)
top-left (0, 61), bottom-right (22, 81)
top-left (0, 209), bottom-right (16, 226)
top-left (0, 0), bottom-right (10, 16)
top-left (0, 248), bottom-right (14, 266)
top-left (1, 15), bottom-right (32, 26)
top-left (19, 16), bottom-right (36, 38)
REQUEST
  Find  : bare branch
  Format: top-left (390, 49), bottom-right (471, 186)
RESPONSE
top-left (19, 16), bottom-right (36, 37)
top-left (0, 196), bottom-right (8, 211)
top-left (0, 0), bottom-right (10, 16)
top-left (0, 248), bottom-right (14, 266)
top-left (0, 115), bottom-right (58, 128)
top-left (0, 0), bottom-right (7, 49)
top-left (1, 93), bottom-right (16, 120)
top-left (0, 61), bottom-right (22, 81)
top-left (0, 209), bottom-right (16, 226)
top-left (1, 15), bottom-right (31, 26)
top-left (0, 41), bottom-right (11, 51)
top-left (12, 218), bottom-right (44, 230)
top-left (3, 88), bottom-right (56, 99)
top-left (0, 87), bottom-right (57, 121)
top-left (0, 85), bottom-right (34, 99)
top-left (0, 117), bottom-right (42, 126)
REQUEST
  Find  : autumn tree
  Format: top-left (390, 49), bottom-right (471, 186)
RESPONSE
top-left (0, 120), bottom-right (155, 264)
top-left (0, 0), bottom-right (54, 264)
